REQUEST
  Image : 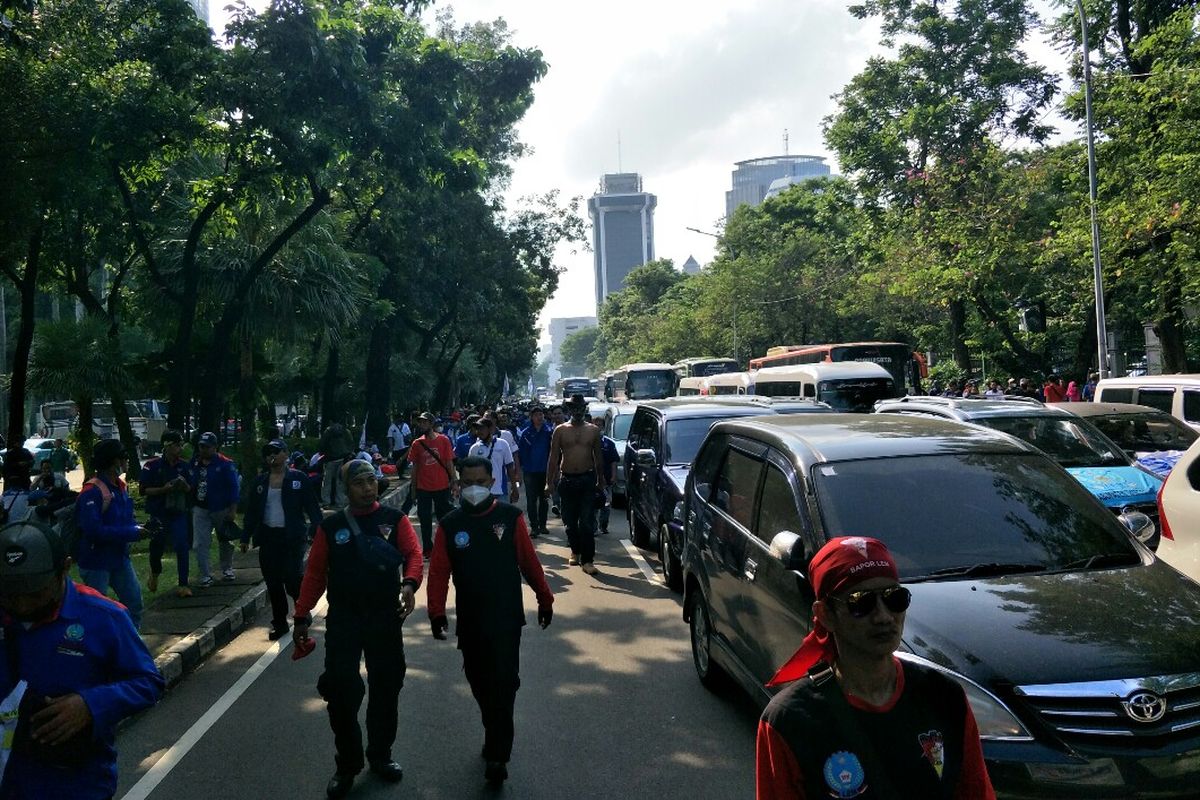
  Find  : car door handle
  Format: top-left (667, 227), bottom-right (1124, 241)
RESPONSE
top-left (744, 558), bottom-right (758, 581)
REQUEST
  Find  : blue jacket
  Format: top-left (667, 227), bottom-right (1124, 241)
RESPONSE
top-left (517, 422), bottom-right (554, 473)
top-left (454, 431), bottom-right (475, 461)
top-left (75, 476), bottom-right (140, 571)
top-left (190, 453), bottom-right (239, 511)
top-left (600, 435), bottom-right (620, 485)
top-left (0, 581), bottom-right (164, 799)
top-left (242, 469), bottom-right (322, 545)
top-left (139, 455), bottom-right (193, 519)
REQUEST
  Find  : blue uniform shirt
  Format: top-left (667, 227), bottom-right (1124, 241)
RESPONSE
top-left (139, 456), bottom-right (193, 519)
top-left (189, 453), bottom-right (239, 511)
top-left (75, 477), bottom-right (140, 572)
top-left (600, 435), bottom-right (620, 486)
top-left (517, 422), bottom-right (554, 473)
top-left (0, 581), bottom-right (164, 799)
top-left (454, 431), bottom-right (475, 461)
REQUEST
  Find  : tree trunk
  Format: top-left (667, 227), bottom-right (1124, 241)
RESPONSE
top-left (1158, 269), bottom-right (1188, 373)
top-left (949, 299), bottom-right (971, 371)
top-left (237, 330), bottom-right (258, 481)
top-left (321, 345), bottom-right (340, 429)
top-left (363, 318), bottom-right (393, 448)
top-left (7, 220), bottom-right (44, 448)
top-left (109, 392), bottom-right (141, 479)
top-left (76, 398), bottom-right (96, 478)
top-left (1070, 304), bottom-right (1098, 382)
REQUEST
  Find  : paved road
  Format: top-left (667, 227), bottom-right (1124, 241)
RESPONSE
top-left (114, 510), bottom-right (760, 799)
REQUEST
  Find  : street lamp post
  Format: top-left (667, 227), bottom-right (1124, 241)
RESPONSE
top-left (1076, 0), bottom-right (1110, 378)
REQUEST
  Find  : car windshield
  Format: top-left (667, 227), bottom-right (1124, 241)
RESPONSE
top-left (664, 417), bottom-right (724, 464)
top-left (611, 414), bottom-right (634, 440)
top-left (979, 416), bottom-right (1128, 468)
top-left (1089, 412), bottom-right (1198, 453)
top-left (627, 371), bottom-right (675, 400)
top-left (813, 453), bottom-right (1138, 580)
top-left (818, 378), bottom-right (895, 412)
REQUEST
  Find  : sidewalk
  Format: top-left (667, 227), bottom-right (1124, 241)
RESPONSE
top-left (139, 476), bottom-right (410, 689)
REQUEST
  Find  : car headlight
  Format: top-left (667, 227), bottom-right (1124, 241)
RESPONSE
top-left (897, 653), bottom-right (1033, 741)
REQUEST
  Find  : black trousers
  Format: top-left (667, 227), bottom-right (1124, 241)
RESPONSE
top-left (524, 472), bottom-right (548, 532)
top-left (461, 630), bottom-right (522, 763)
top-left (558, 471), bottom-right (596, 563)
top-left (318, 606), bottom-right (406, 775)
top-left (257, 527), bottom-right (303, 627)
top-left (415, 488), bottom-right (453, 553)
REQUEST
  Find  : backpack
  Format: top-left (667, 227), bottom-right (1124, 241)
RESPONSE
top-left (56, 478), bottom-right (112, 559)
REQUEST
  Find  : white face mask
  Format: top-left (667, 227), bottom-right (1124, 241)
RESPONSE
top-left (460, 485), bottom-right (492, 507)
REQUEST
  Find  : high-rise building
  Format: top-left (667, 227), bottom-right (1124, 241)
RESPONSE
top-left (725, 155), bottom-right (830, 217)
top-left (187, 0), bottom-right (210, 26)
top-left (588, 173), bottom-right (656, 309)
top-left (681, 255), bottom-right (701, 276)
top-left (548, 316), bottom-right (598, 380)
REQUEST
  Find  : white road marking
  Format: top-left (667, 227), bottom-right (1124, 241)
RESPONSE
top-left (120, 595), bottom-right (330, 800)
top-left (621, 538), bottom-right (662, 586)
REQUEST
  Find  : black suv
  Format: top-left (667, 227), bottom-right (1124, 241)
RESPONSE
top-left (624, 397), bottom-right (830, 591)
top-left (681, 413), bottom-right (1200, 798)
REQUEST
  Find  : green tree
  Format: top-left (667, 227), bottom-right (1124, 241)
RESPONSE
top-left (559, 326), bottom-right (600, 375)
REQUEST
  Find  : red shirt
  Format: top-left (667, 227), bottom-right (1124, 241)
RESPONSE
top-left (407, 433), bottom-right (455, 492)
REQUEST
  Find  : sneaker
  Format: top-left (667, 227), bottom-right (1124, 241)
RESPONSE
top-left (599, 528), bottom-right (610, 536)
top-left (148, 573), bottom-right (159, 593)
top-left (197, 576), bottom-right (214, 588)
top-left (551, 505), bottom-right (560, 516)
top-left (568, 555), bottom-right (580, 567)
top-left (176, 586), bottom-right (193, 598)
top-left (221, 569), bottom-right (236, 582)
top-left (484, 761), bottom-right (508, 785)
top-left (268, 623), bottom-right (289, 641)
top-left (582, 563), bottom-right (599, 575)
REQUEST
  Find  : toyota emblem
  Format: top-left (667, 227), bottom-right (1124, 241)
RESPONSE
top-left (1122, 691), bottom-right (1167, 723)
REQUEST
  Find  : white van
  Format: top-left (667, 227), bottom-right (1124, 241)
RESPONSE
top-left (676, 377), bottom-right (708, 397)
top-left (705, 371), bottom-right (754, 395)
top-left (752, 362), bottom-right (896, 412)
top-left (1094, 375), bottom-right (1200, 432)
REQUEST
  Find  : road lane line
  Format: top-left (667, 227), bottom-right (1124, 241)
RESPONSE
top-left (120, 595), bottom-right (330, 800)
top-left (621, 538), bottom-right (662, 586)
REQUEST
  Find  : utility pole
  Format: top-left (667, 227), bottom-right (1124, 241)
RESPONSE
top-left (1075, 0), bottom-right (1110, 378)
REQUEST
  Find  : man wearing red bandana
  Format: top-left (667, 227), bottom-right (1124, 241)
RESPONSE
top-left (755, 537), bottom-right (995, 799)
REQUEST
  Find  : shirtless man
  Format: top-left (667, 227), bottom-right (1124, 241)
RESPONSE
top-left (546, 394), bottom-right (604, 574)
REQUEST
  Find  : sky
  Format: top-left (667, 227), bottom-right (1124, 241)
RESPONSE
top-left (209, 1), bottom-right (1071, 352)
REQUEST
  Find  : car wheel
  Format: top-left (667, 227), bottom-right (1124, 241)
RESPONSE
top-left (660, 524), bottom-right (682, 593)
top-left (688, 590), bottom-right (728, 692)
top-left (629, 506), bottom-right (652, 548)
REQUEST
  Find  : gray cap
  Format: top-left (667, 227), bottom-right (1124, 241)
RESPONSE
top-left (0, 521), bottom-right (66, 593)
top-left (198, 432), bottom-right (219, 447)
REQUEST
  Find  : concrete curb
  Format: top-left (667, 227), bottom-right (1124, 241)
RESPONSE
top-left (153, 581), bottom-right (269, 689)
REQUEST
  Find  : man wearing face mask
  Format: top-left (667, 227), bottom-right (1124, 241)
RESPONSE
top-left (546, 394), bottom-right (604, 574)
top-left (293, 460), bottom-right (424, 798)
top-left (0, 521), bottom-right (163, 799)
top-left (428, 456), bottom-right (553, 787)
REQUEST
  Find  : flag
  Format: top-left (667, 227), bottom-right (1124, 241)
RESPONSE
top-left (502, 374), bottom-right (511, 397)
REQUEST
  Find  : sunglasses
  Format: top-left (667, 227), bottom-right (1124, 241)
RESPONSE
top-left (829, 586), bottom-right (912, 618)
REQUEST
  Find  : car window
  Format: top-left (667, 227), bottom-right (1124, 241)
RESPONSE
top-left (1089, 412), bottom-right (1197, 453)
top-left (692, 433), bottom-right (728, 502)
top-left (611, 413), bottom-right (634, 440)
top-left (714, 448), bottom-right (761, 530)
top-left (663, 417), bottom-right (725, 464)
top-left (1185, 391), bottom-right (1200, 424)
top-left (812, 453), bottom-right (1138, 580)
top-left (980, 416), bottom-right (1128, 468)
top-left (1099, 387), bottom-right (1134, 404)
top-left (1135, 389), bottom-right (1175, 414)
top-left (756, 463), bottom-right (802, 544)
top-left (627, 411), bottom-right (651, 449)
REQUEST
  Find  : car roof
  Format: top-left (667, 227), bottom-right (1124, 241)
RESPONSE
top-left (1097, 374), bottom-right (1200, 387)
top-left (875, 396), bottom-right (1073, 421)
top-left (635, 398), bottom-right (797, 420)
top-left (713, 413), bottom-right (1035, 466)
top-left (1053, 402), bottom-right (1168, 417)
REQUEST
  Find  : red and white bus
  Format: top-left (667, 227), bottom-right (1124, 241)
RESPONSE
top-left (748, 342), bottom-right (926, 395)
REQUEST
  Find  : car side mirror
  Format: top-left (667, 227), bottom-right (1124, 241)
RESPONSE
top-left (636, 448), bottom-right (657, 468)
top-left (769, 530), bottom-right (807, 573)
top-left (1118, 509), bottom-right (1156, 545)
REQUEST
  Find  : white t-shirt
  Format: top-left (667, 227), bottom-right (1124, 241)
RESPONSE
top-left (387, 423), bottom-right (410, 452)
top-left (263, 486), bottom-right (286, 527)
top-left (498, 429), bottom-right (517, 452)
top-left (468, 437), bottom-right (514, 495)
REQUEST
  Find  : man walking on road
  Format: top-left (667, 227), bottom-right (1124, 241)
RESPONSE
top-left (407, 412), bottom-right (456, 556)
top-left (427, 456), bottom-right (554, 787)
top-left (293, 460), bottom-right (423, 799)
top-left (517, 405), bottom-right (553, 537)
top-left (0, 521), bottom-right (164, 800)
top-left (546, 394), bottom-right (603, 573)
top-left (319, 421), bottom-right (357, 508)
top-left (586, 413), bottom-right (619, 536)
top-left (468, 417), bottom-right (520, 504)
top-left (139, 430), bottom-right (194, 598)
top-left (756, 537), bottom-right (995, 799)
top-left (388, 412), bottom-right (411, 478)
top-left (190, 432), bottom-right (240, 587)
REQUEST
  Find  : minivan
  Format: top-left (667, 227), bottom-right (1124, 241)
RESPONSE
top-left (1094, 375), bottom-right (1200, 432)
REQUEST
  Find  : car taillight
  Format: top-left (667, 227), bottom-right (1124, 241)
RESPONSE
top-left (1157, 481), bottom-right (1174, 541)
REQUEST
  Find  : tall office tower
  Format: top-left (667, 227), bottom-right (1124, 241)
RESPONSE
top-left (724, 155), bottom-right (830, 217)
top-left (588, 173), bottom-right (657, 309)
top-left (187, 0), bottom-right (210, 26)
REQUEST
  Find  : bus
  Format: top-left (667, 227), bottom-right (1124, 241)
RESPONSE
top-left (556, 376), bottom-right (593, 398)
top-left (748, 342), bottom-right (925, 395)
top-left (676, 377), bottom-right (708, 396)
top-left (609, 363), bottom-right (676, 402)
top-left (706, 371), bottom-right (754, 395)
top-left (672, 357), bottom-right (739, 380)
top-left (752, 363), bottom-right (896, 412)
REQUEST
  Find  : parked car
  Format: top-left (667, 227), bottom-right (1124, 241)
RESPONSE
top-left (1056, 401), bottom-right (1198, 477)
top-left (876, 396), bottom-right (1164, 546)
top-left (682, 413), bottom-right (1200, 798)
top-left (0, 438), bottom-right (78, 472)
top-left (624, 397), bottom-right (832, 592)
top-left (1156, 435), bottom-right (1200, 584)
top-left (601, 403), bottom-right (636, 507)
top-left (1094, 374), bottom-right (1200, 432)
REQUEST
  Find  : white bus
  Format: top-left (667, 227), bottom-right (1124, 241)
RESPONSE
top-left (676, 377), bottom-right (709, 396)
top-left (752, 363), bottom-right (895, 412)
top-left (609, 363), bottom-right (676, 402)
top-left (705, 371), bottom-right (754, 395)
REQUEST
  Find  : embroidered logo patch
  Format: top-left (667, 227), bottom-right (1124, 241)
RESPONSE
top-left (493, 524), bottom-right (505, 541)
top-left (919, 730), bottom-right (945, 779)
top-left (65, 624), bottom-right (85, 642)
top-left (334, 529), bottom-right (351, 545)
top-left (822, 751), bottom-right (867, 798)
top-left (842, 537), bottom-right (870, 558)
top-left (256, 485), bottom-right (264, 494)
top-left (4, 546), bottom-right (26, 567)
top-left (292, 480), bottom-right (301, 490)
top-left (454, 531), bottom-right (471, 549)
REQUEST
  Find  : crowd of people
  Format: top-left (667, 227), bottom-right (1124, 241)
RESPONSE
top-left (927, 372), bottom-right (1100, 402)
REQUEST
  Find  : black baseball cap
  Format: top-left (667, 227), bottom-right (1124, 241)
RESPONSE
top-left (0, 521), bottom-right (67, 593)
top-left (161, 430), bottom-right (184, 445)
top-left (262, 439), bottom-right (287, 456)
top-left (198, 432), bottom-right (219, 447)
